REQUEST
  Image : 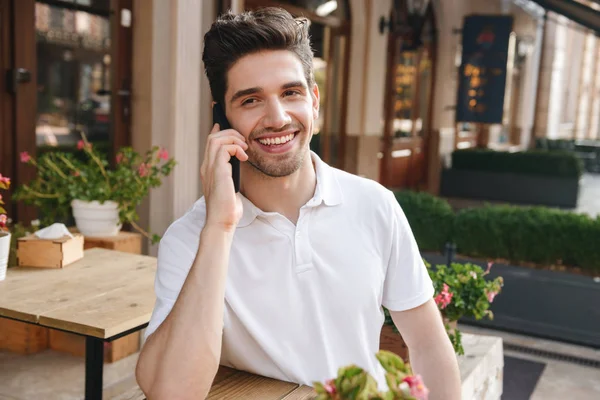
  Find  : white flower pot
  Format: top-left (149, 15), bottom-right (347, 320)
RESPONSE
top-left (71, 200), bottom-right (122, 237)
top-left (0, 232), bottom-right (10, 281)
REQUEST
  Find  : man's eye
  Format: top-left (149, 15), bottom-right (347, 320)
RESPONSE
top-left (242, 98), bottom-right (257, 105)
top-left (284, 90), bottom-right (301, 97)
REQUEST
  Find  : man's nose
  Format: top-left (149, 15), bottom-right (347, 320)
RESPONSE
top-left (263, 99), bottom-right (292, 129)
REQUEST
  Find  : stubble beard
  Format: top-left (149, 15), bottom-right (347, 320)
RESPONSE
top-left (246, 124), bottom-right (311, 178)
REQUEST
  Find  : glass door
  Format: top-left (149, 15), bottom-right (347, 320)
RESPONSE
top-left (35, 0), bottom-right (112, 153)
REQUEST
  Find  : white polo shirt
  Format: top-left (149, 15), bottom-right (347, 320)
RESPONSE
top-left (144, 152), bottom-right (434, 390)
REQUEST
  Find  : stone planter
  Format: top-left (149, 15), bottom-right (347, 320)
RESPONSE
top-left (71, 200), bottom-right (122, 237)
top-left (0, 231), bottom-right (10, 281)
top-left (423, 251), bottom-right (600, 348)
top-left (440, 168), bottom-right (580, 208)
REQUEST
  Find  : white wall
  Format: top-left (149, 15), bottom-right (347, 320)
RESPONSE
top-left (346, 0), bottom-right (392, 138)
top-left (132, 0), bottom-right (213, 255)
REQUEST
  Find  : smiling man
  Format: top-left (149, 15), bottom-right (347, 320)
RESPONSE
top-left (135, 7), bottom-right (461, 400)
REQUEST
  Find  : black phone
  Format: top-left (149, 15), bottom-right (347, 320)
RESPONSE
top-left (212, 103), bottom-right (240, 193)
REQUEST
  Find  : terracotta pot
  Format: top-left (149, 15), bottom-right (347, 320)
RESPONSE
top-left (379, 324), bottom-right (409, 362)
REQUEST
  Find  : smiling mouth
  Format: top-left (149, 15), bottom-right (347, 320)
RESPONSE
top-left (256, 132), bottom-right (298, 146)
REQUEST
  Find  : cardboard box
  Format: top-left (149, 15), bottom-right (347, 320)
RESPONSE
top-left (48, 330), bottom-right (141, 363)
top-left (0, 318), bottom-right (49, 354)
top-left (16, 233), bottom-right (84, 268)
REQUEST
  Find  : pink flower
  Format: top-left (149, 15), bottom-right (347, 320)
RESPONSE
top-left (324, 379), bottom-right (336, 395)
top-left (138, 163), bottom-right (150, 177)
top-left (0, 174), bottom-right (10, 185)
top-left (485, 262), bottom-right (494, 274)
top-left (20, 151), bottom-right (31, 163)
top-left (0, 214), bottom-right (7, 228)
top-left (77, 140), bottom-right (92, 150)
top-left (158, 148), bottom-right (169, 160)
top-left (0, 194), bottom-right (2, 201)
top-left (434, 283), bottom-right (453, 310)
top-left (487, 291), bottom-right (497, 303)
top-left (116, 153), bottom-right (124, 164)
top-left (72, 171), bottom-right (80, 177)
top-left (403, 375), bottom-right (429, 400)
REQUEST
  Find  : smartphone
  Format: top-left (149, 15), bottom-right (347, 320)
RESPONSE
top-left (212, 103), bottom-right (241, 192)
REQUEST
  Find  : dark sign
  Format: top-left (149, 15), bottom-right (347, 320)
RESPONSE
top-left (456, 15), bottom-right (513, 124)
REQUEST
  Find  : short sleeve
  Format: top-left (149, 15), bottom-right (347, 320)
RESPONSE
top-left (382, 191), bottom-right (434, 311)
top-left (143, 201), bottom-right (204, 340)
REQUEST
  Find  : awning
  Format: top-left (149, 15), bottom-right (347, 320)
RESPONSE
top-left (530, 0), bottom-right (600, 34)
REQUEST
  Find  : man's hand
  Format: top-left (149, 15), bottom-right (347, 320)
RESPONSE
top-left (389, 299), bottom-right (461, 400)
top-left (200, 123), bottom-right (248, 232)
top-left (136, 125), bottom-right (248, 400)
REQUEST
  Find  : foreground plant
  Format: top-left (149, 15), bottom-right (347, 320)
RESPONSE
top-left (314, 350), bottom-right (429, 400)
top-left (0, 173), bottom-right (10, 232)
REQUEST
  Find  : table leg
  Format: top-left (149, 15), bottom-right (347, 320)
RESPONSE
top-left (85, 336), bottom-right (104, 400)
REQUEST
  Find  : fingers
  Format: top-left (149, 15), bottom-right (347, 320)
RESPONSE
top-left (210, 145), bottom-right (248, 188)
top-left (201, 124), bottom-right (249, 195)
top-left (206, 136), bottom-right (248, 173)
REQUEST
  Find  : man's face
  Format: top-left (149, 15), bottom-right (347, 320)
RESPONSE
top-left (225, 50), bottom-right (319, 178)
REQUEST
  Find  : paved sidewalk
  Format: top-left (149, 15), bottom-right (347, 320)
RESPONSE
top-left (0, 350), bottom-right (139, 400)
top-left (576, 173), bottom-right (600, 217)
top-left (460, 324), bottom-right (600, 400)
top-left (445, 173), bottom-right (600, 217)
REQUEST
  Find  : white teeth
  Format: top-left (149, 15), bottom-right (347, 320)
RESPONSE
top-left (258, 133), bottom-right (294, 146)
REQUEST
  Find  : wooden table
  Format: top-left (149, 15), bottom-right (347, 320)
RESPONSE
top-left (207, 367), bottom-right (316, 399)
top-left (0, 248), bottom-right (157, 400)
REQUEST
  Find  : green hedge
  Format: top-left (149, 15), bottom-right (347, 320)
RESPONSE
top-left (394, 191), bottom-right (454, 252)
top-left (451, 149), bottom-right (583, 178)
top-left (453, 206), bottom-right (600, 271)
top-left (395, 191), bottom-right (600, 273)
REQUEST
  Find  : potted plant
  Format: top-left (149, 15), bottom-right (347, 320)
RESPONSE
top-left (428, 261), bottom-right (503, 355)
top-left (381, 261), bottom-right (503, 359)
top-left (0, 173), bottom-right (11, 280)
top-left (14, 135), bottom-right (176, 243)
top-left (314, 350), bottom-right (429, 400)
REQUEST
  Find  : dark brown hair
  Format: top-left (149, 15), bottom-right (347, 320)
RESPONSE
top-left (202, 7), bottom-right (314, 108)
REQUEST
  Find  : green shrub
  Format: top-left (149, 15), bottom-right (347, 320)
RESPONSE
top-left (394, 190), bottom-right (454, 252)
top-left (394, 191), bottom-right (600, 273)
top-left (451, 149), bottom-right (583, 178)
top-left (453, 205), bottom-right (600, 272)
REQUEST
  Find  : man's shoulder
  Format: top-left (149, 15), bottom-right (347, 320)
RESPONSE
top-left (160, 197), bottom-right (207, 252)
top-left (328, 166), bottom-right (395, 206)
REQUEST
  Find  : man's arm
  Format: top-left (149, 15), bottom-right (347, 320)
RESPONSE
top-left (136, 226), bottom-right (233, 399)
top-left (136, 124), bottom-right (249, 399)
top-left (390, 299), bottom-right (461, 400)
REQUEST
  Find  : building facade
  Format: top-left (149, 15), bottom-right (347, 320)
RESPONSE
top-left (0, 0), bottom-right (598, 255)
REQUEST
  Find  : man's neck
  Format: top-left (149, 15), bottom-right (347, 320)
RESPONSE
top-left (240, 153), bottom-right (317, 225)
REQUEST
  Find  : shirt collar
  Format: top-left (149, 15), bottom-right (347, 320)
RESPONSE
top-left (237, 151), bottom-right (343, 228)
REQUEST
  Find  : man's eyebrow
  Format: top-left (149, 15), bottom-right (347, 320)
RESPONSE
top-left (230, 87), bottom-right (263, 104)
top-left (282, 81), bottom-right (307, 90)
top-left (229, 81), bottom-right (308, 104)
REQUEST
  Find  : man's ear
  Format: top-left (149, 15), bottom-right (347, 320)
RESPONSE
top-left (311, 83), bottom-right (320, 121)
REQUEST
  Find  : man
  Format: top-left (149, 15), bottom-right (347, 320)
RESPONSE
top-left (136, 7), bottom-right (461, 400)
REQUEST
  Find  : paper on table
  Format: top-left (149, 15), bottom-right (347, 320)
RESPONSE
top-left (34, 223), bottom-right (74, 239)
